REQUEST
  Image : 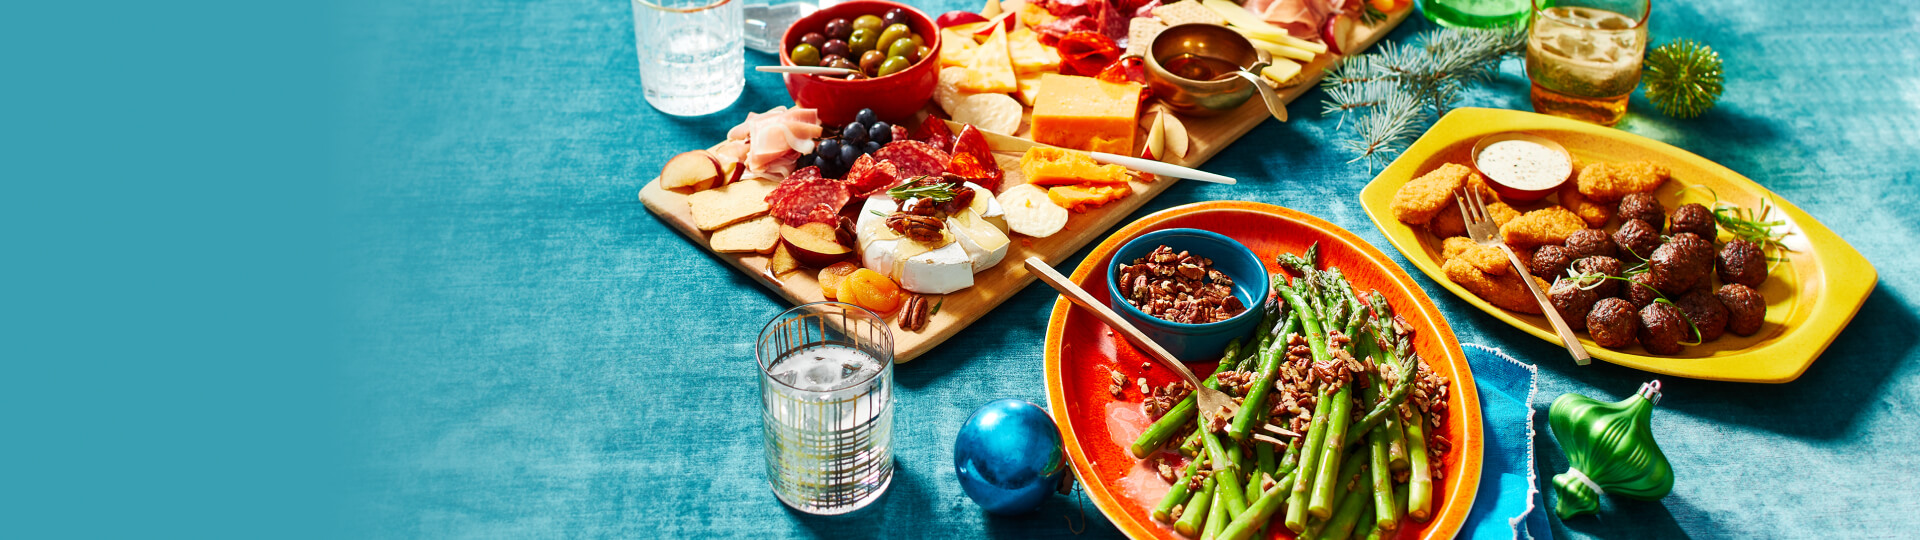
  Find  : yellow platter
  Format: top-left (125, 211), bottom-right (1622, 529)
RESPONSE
top-left (1358, 108), bottom-right (1875, 383)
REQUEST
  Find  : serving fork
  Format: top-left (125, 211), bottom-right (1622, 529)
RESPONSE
top-left (1024, 257), bottom-right (1298, 470)
top-left (1458, 189), bottom-right (1593, 365)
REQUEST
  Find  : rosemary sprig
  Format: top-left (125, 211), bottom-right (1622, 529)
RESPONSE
top-left (886, 179), bottom-right (961, 202)
top-left (1320, 23), bottom-right (1529, 167)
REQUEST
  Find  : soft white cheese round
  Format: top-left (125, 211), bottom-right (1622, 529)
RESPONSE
top-left (898, 240), bottom-right (975, 294)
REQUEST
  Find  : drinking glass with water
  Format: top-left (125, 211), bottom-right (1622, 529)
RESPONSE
top-left (632, 0), bottom-right (745, 116)
top-left (756, 301), bottom-right (894, 515)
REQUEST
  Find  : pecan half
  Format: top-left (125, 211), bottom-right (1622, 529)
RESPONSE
top-left (886, 212), bottom-right (945, 242)
top-left (897, 294), bottom-right (931, 332)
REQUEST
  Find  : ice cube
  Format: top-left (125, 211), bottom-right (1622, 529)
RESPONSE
top-left (805, 363), bottom-right (838, 386)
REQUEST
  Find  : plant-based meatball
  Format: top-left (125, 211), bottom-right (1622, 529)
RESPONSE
top-left (1572, 256), bottom-right (1624, 298)
top-left (1532, 245), bottom-right (1575, 279)
top-left (1625, 272), bottom-right (1661, 309)
top-left (1669, 203), bottom-right (1718, 240)
top-left (1674, 289), bottom-right (1729, 342)
top-left (1550, 278), bottom-right (1601, 331)
top-left (1587, 298), bottom-right (1639, 349)
top-left (1649, 233), bottom-right (1715, 295)
top-left (1717, 239), bottom-right (1767, 288)
top-left (1564, 228), bottom-right (1616, 259)
top-left (1613, 219), bottom-right (1664, 261)
top-left (1717, 283), bottom-right (1767, 336)
top-left (1617, 193), bottom-right (1666, 231)
top-left (1638, 302), bottom-right (1688, 355)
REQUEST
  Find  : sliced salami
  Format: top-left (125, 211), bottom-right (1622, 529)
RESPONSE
top-left (908, 116), bottom-right (956, 154)
top-left (873, 141), bottom-right (951, 180)
top-left (840, 154), bottom-right (900, 198)
top-left (946, 124), bottom-right (1004, 192)
top-left (766, 166), bottom-right (850, 226)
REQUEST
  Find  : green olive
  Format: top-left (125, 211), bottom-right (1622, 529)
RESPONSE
top-left (908, 34), bottom-right (924, 51)
top-left (859, 50), bottom-right (887, 75)
top-left (848, 27), bottom-right (879, 55)
top-left (789, 43), bottom-right (822, 67)
top-left (876, 24), bottom-right (913, 54)
top-left (852, 14), bottom-right (885, 32)
top-left (877, 55), bottom-right (912, 77)
top-left (885, 38), bottom-right (920, 63)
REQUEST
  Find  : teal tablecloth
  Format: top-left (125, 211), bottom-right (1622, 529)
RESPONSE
top-left (330, 0), bottom-right (1920, 537)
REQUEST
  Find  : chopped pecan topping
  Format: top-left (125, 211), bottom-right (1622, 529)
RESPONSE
top-left (1117, 245), bottom-right (1247, 324)
top-left (886, 212), bottom-right (945, 242)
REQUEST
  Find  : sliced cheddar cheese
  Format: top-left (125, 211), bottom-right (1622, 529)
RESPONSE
top-left (956, 24), bottom-right (1017, 93)
top-left (1019, 146), bottom-right (1130, 187)
top-left (1014, 71), bottom-right (1044, 106)
top-left (938, 28), bottom-right (980, 68)
top-left (1007, 27), bottom-right (1060, 74)
top-left (1029, 74), bottom-right (1141, 155)
top-left (1047, 183), bottom-right (1132, 213)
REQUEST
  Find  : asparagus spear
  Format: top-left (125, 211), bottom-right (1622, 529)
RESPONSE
top-left (1180, 427), bottom-right (1204, 457)
top-left (1175, 475), bottom-right (1216, 536)
top-left (1218, 469), bottom-right (1297, 540)
top-left (1405, 405), bottom-right (1434, 521)
top-left (1308, 379), bottom-right (1355, 519)
top-left (1285, 389), bottom-right (1331, 533)
top-left (1202, 484), bottom-right (1230, 540)
top-left (1228, 307), bottom-right (1303, 441)
top-left (1130, 373), bottom-right (1220, 458)
top-left (1363, 351), bottom-right (1399, 532)
top-left (1323, 483), bottom-right (1373, 540)
top-left (1152, 455), bottom-right (1207, 522)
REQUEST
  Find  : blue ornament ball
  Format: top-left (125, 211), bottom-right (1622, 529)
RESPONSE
top-left (953, 399), bottom-right (1068, 515)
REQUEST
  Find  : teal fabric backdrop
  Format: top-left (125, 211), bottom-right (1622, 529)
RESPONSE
top-left (320, 0), bottom-right (1920, 538)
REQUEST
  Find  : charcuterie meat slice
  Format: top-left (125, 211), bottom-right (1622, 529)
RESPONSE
top-left (766, 166), bottom-right (850, 226)
top-left (873, 141), bottom-right (951, 180)
top-left (841, 154), bottom-right (901, 198)
top-left (946, 124), bottom-right (1004, 191)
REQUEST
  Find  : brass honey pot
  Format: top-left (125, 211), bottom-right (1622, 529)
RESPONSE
top-left (1143, 24), bottom-right (1289, 122)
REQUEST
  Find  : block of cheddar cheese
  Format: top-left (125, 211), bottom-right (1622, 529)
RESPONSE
top-left (1029, 74), bottom-right (1141, 155)
top-left (1019, 146), bottom-right (1130, 186)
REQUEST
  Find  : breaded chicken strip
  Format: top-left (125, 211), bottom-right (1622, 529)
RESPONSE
top-left (1393, 163), bottom-right (1475, 225)
top-left (1501, 206), bottom-right (1587, 247)
top-left (1442, 236), bottom-right (1478, 260)
top-left (1426, 179), bottom-right (1514, 238)
top-left (1444, 257), bottom-right (1547, 314)
top-left (1576, 161), bottom-right (1671, 202)
top-left (1558, 184), bottom-right (1613, 227)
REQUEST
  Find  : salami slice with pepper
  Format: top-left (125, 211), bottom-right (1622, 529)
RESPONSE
top-left (873, 141), bottom-right (951, 180)
top-left (840, 154), bottom-right (900, 198)
top-left (946, 124), bottom-right (1004, 192)
top-left (908, 116), bottom-right (956, 153)
top-left (766, 166), bottom-right (850, 226)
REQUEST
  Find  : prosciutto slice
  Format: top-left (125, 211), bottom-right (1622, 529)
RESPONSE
top-left (725, 106), bottom-right (822, 178)
top-left (1243, 0), bottom-right (1336, 39)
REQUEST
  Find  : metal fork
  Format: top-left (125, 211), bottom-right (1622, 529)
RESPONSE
top-left (1458, 190), bottom-right (1593, 365)
top-left (1024, 257), bottom-right (1299, 470)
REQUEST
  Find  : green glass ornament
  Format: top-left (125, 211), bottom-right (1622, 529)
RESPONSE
top-left (1547, 380), bottom-right (1675, 519)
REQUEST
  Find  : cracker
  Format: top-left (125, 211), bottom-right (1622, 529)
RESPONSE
top-left (709, 215), bottom-right (780, 254)
top-left (688, 179), bottom-right (776, 231)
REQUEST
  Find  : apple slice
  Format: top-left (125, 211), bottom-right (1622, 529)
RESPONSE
top-left (1160, 107), bottom-right (1190, 159)
top-left (660, 150), bottom-right (723, 191)
top-left (1322, 15), bottom-right (1358, 56)
top-left (972, 12), bottom-right (1016, 38)
top-left (937, 11), bottom-right (989, 29)
top-left (780, 221), bottom-right (854, 267)
top-left (1142, 111), bottom-right (1166, 161)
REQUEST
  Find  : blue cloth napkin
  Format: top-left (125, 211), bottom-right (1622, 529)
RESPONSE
top-left (1460, 344), bottom-right (1554, 540)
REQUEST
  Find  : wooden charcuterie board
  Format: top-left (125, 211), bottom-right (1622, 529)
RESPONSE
top-left (639, 9), bottom-right (1410, 363)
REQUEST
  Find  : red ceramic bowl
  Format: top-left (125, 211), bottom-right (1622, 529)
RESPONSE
top-left (780, 0), bottom-right (941, 125)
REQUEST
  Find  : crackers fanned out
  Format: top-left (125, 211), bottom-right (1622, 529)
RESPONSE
top-left (1393, 163), bottom-right (1478, 225)
top-left (1576, 161), bottom-right (1671, 202)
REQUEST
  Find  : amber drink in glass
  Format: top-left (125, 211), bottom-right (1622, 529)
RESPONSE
top-left (1525, 0), bottom-right (1649, 126)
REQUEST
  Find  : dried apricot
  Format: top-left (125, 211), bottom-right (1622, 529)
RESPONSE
top-left (817, 261), bottom-right (861, 299)
top-left (838, 268), bottom-right (902, 314)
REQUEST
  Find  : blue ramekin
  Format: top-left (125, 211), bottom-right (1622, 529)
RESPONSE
top-left (1106, 228), bottom-right (1269, 362)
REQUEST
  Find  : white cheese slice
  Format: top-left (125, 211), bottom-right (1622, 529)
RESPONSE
top-left (949, 210), bottom-right (1011, 272)
top-left (855, 194), bottom-right (899, 250)
top-left (898, 240), bottom-right (975, 294)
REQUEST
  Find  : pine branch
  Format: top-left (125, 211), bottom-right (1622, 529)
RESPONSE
top-left (1320, 23), bottom-right (1529, 165)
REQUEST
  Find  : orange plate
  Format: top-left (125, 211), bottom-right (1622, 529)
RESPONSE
top-left (1043, 201), bottom-right (1484, 539)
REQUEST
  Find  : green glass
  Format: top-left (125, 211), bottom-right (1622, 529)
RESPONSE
top-left (1547, 380), bottom-right (1675, 519)
top-left (1419, 0), bottom-right (1532, 28)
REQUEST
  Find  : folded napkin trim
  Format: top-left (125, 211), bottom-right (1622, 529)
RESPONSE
top-left (1464, 343), bottom-right (1543, 540)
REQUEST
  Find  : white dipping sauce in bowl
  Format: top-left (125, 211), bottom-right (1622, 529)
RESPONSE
top-left (1477, 139), bottom-right (1572, 190)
